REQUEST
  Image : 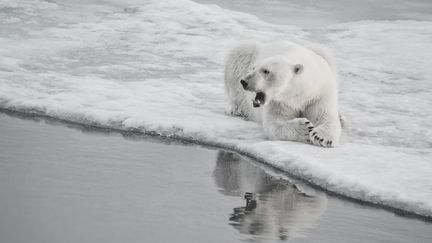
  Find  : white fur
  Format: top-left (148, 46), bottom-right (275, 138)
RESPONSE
top-left (224, 41), bottom-right (341, 147)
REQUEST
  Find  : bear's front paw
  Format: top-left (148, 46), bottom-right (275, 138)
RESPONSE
top-left (308, 126), bottom-right (336, 148)
top-left (293, 118), bottom-right (314, 142)
top-left (226, 107), bottom-right (246, 117)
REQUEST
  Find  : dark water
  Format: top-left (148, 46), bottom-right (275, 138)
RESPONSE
top-left (195, 0), bottom-right (432, 28)
top-left (0, 112), bottom-right (431, 243)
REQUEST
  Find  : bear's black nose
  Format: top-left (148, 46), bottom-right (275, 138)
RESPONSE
top-left (240, 80), bottom-right (248, 89)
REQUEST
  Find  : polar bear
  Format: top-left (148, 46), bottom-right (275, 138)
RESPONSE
top-left (224, 41), bottom-right (341, 147)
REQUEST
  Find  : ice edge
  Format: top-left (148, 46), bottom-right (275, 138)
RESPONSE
top-left (2, 107), bottom-right (431, 222)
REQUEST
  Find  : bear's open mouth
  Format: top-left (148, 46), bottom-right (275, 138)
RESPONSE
top-left (252, 92), bottom-right (266, 107)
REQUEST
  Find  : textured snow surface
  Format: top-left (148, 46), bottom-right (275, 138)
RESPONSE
top-left (1, 0), bottom-right (431, 217)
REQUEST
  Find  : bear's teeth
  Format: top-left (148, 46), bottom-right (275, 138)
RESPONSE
top-left (252, 99), bottom-right (261, 107)
top-left (254, 92), bottom-right (266, 105)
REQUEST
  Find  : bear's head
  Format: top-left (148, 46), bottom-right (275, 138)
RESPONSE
top-left (239, 55), bottom-right (304, 107)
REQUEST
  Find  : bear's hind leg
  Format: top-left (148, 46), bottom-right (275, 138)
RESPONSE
top-left (224, 42), bottom-right (257, 119)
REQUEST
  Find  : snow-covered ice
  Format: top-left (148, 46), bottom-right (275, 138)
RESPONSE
top-left (0, 0), bottom-right (431, 217)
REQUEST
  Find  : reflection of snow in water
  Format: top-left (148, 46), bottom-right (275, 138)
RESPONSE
top-left (214, 151), bottom-right (327, 241)
top-left (0, 0), bottom-right (431, 217)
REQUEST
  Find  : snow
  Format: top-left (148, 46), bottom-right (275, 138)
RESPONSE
top-left (1, 0), bottom-right (431, 217)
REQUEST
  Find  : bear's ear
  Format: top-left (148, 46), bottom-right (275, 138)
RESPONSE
top-left (294, 64), bottom-right (303, 74)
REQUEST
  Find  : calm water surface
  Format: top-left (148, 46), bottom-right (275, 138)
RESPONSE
top-left (196, 0), bottom-right (432, 28)
top-left (0, 112), bottom-right (431, 243)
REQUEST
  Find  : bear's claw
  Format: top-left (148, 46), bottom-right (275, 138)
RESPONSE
top-left (308, 126), bottom-right (335, 148)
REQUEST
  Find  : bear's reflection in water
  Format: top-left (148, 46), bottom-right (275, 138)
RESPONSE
top-left (213, 151), bottom-right (327, 241)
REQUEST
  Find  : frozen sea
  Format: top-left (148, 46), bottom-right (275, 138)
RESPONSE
top-left (1, 112), bottom-right (432, 243)
top-left (0, 0), bottom-right (432, 220)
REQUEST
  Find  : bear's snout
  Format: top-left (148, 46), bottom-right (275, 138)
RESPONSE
top-left (240, 80), bottom-right (248, 89)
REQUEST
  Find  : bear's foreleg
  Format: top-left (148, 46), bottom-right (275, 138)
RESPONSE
top-left (307, 112), bottom-right (341, 147)
top-left (263, 117), bottom-right (313, 143)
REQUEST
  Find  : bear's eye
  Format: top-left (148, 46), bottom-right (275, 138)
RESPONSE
top-left (262, 69), bottom-right (270, 75)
